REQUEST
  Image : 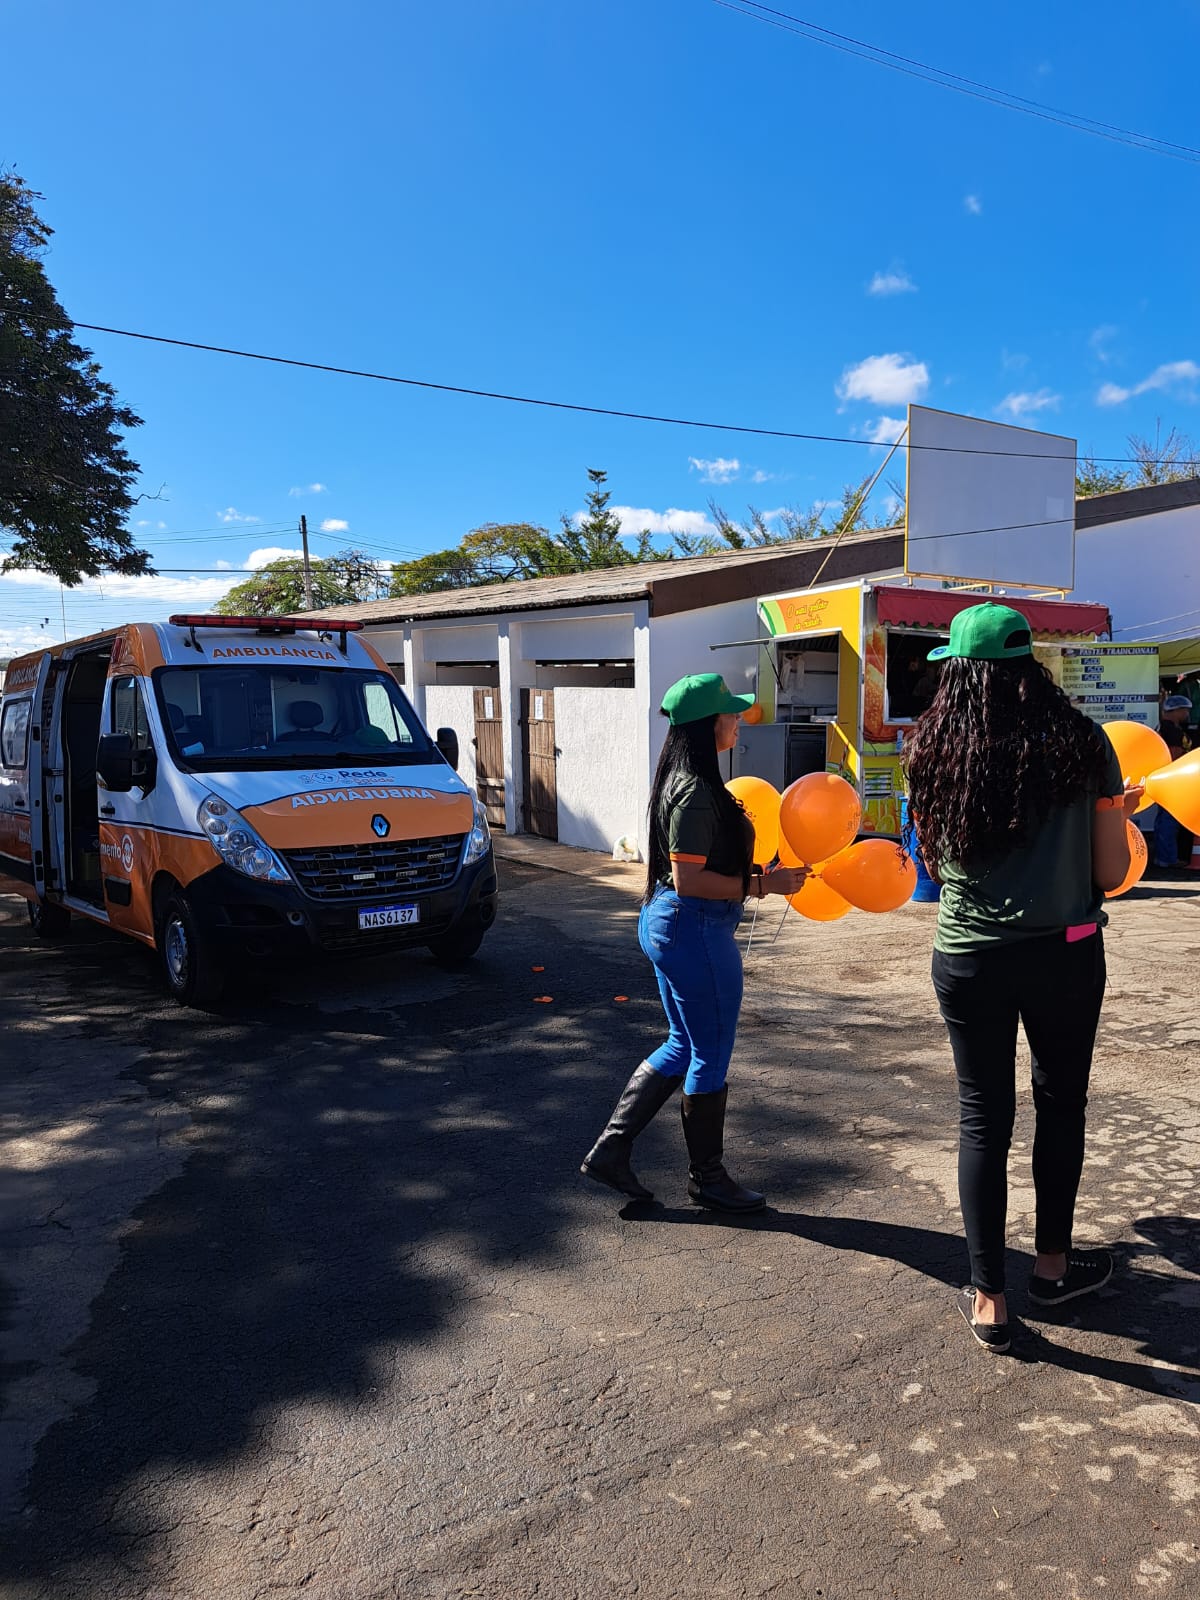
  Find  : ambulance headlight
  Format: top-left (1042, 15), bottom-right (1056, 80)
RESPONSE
top-left (462, 797), bottom-right (491, 866)
top-left (198, 795), bottom-right (290, 882)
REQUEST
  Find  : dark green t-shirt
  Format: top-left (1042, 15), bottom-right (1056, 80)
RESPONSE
top-left (934, 733), bottom-right (1124, 953)
top-left (658, 776), bottom-right (754, 883)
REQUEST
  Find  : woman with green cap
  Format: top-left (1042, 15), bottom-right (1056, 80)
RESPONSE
top-left (905, 602), bottom-right (1141, 1352)
top-left (581, 673), bottom-right (807, 1212)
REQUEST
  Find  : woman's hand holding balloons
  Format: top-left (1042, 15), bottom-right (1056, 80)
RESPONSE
top-left (1121, 781), bottom-right (1146, 819)
top-left (1103, 721), bottom-right (1170, 814)
top-left (759, 864), bottom-right (810, 898)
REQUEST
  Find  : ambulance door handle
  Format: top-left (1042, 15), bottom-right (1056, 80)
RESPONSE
top-left (100, 803), bottom-right (116, 816)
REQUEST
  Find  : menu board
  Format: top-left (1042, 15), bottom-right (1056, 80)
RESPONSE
top-left (1057, 645), bottom-right (1159, 727)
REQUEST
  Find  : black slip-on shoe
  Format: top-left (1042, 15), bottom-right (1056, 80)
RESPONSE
top-left (956, 1288), bottom-right (1012, 1354)
top-left (1027, 1248), bottom-right (1114, 1307)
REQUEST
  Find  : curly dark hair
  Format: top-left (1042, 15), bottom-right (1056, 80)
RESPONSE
top-left (904, 655), bottom-right (1110, 872)
top-left (644, 713), bottom-right (751, 903)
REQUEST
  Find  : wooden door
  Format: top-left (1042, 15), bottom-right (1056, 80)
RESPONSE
top-left (521, 688), bottom-right (558, 840)
top-left (472, 688), bottom-right (506, 828)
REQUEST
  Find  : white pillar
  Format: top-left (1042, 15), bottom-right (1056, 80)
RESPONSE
top-left (633, 601), bottom-right (654, 861)
top-left (498, 619), bottom-right (536, 835)
top-left (403, 625), bottom-right (428, 724)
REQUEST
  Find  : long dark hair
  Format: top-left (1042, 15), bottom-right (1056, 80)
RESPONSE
top-left (904, 655), bottom-right (1109, 870)
top-left (644, 713), bottom-right (750, 902)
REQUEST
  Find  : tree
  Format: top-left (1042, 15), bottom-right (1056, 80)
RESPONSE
top-left (388, 471), bottom-right (652, 596)
top-left (1, 171), bottom-right (150, 585)
top-left (1076, 423), bottom-right (1199, 498)
top-left (701, 473), bottom-right (903, 556)
top-left (557, 468), bottom-right (652, 568)
top-left (217, 548), bottom-right (390, 616)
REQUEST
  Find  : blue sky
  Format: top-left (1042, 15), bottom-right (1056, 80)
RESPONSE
top-left (3, 0), bottom-right (1199, 656)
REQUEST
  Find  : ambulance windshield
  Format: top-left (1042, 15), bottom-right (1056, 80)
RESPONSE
top-left (155, 666), bottom-right (435, 770)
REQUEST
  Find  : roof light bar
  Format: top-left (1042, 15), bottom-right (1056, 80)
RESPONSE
top-left (167, 614), bottom-right (364, 632)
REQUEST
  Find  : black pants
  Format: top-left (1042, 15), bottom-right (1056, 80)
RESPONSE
top-left (931, 933), bottom-right (1107, 1294)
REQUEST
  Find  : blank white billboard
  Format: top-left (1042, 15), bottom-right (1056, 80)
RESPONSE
top-left (905, 405), bottom-right (1076, 591)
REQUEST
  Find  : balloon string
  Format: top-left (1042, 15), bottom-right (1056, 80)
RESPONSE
top-left (769, 898), bottom-right (794, 945)
top-left (742, 895), bottom-right (761, 960)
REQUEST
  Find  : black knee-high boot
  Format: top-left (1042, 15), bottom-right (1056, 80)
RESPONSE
top-left (681, 1087), bottom-right (765, 1212)
top-left (581, 1062), bottom-right (684, 1200)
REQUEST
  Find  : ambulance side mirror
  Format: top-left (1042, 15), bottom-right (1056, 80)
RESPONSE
top-left (435, 727), bottom-right (459, 771)
top-left (97, 733), bottom-right (135, 793)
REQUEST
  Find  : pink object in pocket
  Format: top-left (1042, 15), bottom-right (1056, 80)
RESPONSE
top-left (1066, 922), bottom-right (1098, 943)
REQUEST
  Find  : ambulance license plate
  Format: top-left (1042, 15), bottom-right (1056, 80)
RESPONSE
top-left (358, 903), bottom-right (420, 930)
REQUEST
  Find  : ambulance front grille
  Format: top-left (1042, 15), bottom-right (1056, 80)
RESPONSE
top-left (285, 833), bottom-right (464, 901)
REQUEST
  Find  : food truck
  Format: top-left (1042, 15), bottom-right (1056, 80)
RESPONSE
top-left (733, 580), bottom-right (1135, 836)
top-left (0, 614), bottom-right (497, 1006)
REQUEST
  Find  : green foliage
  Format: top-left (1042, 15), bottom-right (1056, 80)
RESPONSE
top-left (702, 473), bottom-right (904, 555)
top-left (388, 471), bottom-right (650, 596)
top-left (217, 548), bottom-right (389, 616)
top-left (1077, 425), bottom-right (1198, 497)
top-left (1, 171), bottom-right (150, 585)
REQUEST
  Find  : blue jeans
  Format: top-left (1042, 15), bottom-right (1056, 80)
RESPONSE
top-left (1152, 805), bottom-right (1180, 867)
top-left (638, 887), bottom-right (744, 1095)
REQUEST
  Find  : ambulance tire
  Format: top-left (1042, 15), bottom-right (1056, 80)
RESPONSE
top-left (27, 898), bottom-right (72, 939)
top-left (426, 916), bottom-right (487, 966)
top-left (159, 891), bottom-right (226, 1008)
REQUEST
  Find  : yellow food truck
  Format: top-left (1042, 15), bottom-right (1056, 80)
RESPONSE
top-left (734, 580), bottom-right (1131, 836)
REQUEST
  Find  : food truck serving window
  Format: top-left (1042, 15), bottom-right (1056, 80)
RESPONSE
top-left (885, 630), bottom-right (949, 723)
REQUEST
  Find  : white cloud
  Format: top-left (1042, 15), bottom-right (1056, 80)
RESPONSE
top-left (244, 546), bottom-right (304, 568)
top-left (996, 389), bottom-right (1062, 421)
top-left (837, 353), bottom-right (930, 407)
top-left (866, 416), bottom-right (907, 444)
top-left (588, 506), bottom-right (717, 539)
top-left (288, 482), bottom-right (327, 497)
top-left (867, 269), bottom-right (916, 297)
top-left (750, 469), bottom-right (776, 485)
top-left (216, 507), bottom-right (261, 525)
top-left (1096, 359), bottom-right (1200, 407)
top-left (688, 456), bottom-right (741, 485)
top-left (214, 559), bottom-right (234, 571)
top-left (0, 569), bottom-right (240, 655)
top-left (1089, 325), bottom-right (1118, 363)
top-left (319, 518), bottom-right (350, 533)
top-left (964, 194), bottom-right (983, 215)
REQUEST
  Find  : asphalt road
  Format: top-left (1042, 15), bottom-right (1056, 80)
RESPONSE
top-left (1, 859), bottom-right (1199, 1600)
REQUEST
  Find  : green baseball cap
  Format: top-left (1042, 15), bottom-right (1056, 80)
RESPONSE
top-left (927, 602), bottom-right (1033, 662)
top-left (662, 673), bottom-right (756, 726)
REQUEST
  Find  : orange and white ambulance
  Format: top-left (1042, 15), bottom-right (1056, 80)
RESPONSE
top-left (0, 614), bottom-right (497, 1005)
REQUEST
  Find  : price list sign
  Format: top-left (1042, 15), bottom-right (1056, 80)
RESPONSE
top-left (1059, 645), bottom-right (1159, 727)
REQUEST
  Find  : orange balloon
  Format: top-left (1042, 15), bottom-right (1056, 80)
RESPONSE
top-left (779, 773), bottom-right (862, 865)
top-left (1144, 747), bottom-right (1200, 834)
top-left (726, 775), bottom-right (781, 863)
top-left (1105, 820), bottom-right (1148, 899)
top-left (741, 702), bottom-right (765, 725)
top-left (787, 874), bottom-right (851, 922)
top-left (1103, 721), bottom-right (1171, 814)
top-left (821, 839), bottom-right (917, 913)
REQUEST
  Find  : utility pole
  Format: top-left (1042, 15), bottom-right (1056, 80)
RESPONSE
top-left (299, 514), bottom-right (314, 610)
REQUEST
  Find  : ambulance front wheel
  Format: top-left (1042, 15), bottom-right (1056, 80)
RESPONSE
top-left (27, 898), bottom-right (72, 939)
top-left (426, 913), bottom-right (488, 966)
top-left (159, 891), bottom-right (226, 1008)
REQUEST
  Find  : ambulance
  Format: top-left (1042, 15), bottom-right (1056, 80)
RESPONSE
top-left (0, 614), bottom-right (498, 1005)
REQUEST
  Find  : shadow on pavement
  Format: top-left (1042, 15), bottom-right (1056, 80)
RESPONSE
top-left (626, 1205), bottom-right (1200, 1401)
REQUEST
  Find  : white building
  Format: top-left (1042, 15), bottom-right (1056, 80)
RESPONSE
top-left (307, 529), bottom-right (904, 859)
top-left (306, 477), bottom-right (1200, 857)
top-left (1074, 478), bottom-right (1200, 668)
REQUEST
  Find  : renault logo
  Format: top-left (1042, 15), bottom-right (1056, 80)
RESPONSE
top-left (371, 814), bottom-right (390, 838)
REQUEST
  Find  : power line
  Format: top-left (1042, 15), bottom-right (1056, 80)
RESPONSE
top-left (58, 317), bottom-right (1156, 467)
top-left (715, 1), bottom-right (1200, 165)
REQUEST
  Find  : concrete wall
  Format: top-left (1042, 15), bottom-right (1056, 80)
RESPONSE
top-left (423, 684), bottom-right (478, 797)
top-left (552, 688), bottom-right (640, 854)
top-left (1075, 505), bottom-right (1200, 639)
